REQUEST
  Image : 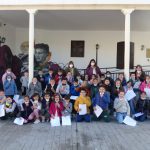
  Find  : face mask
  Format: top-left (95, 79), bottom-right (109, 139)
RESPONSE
top-left (94, 84), bottom-right (97, 86)
top-left (7, 71), bottom-right (11, 74)
top-left (91, 62), bottom-right (95, 66)
top-left (25, 102), bottom-right (29, 105)
top-left (106, 75), bottom-right (110, 77)
top-left (34, 100), bottom-right (38, 104)
top-left (137, 71), bottom-right (141, 73)
top-left (46, 99), bottom-right (49, 102)
top-left (69, 64), bottom-right (73, 68)
top-left (116, 85), bottom-right (120, 88)
top-left (7, 78), bottom-right (11, 81)
top-left (33, 82), bottom-right (37, 85)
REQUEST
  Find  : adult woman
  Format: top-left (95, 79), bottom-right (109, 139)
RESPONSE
top-left (86, 59), bottom-right (101, 80)
top-left (65, 61), bottom-right (80, 78)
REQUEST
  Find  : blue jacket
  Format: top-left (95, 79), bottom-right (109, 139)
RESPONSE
top-left (4, 80), bottom-right (17, 96)
top-left (70, 85), bottom-right (80, 96)
top-left (92, 92), bottom-right (110, 110)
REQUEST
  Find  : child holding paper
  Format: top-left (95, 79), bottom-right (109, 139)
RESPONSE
top-left (114, 91), bottom-right (130, 124)
top-left (28, 93), bottom-right (41, 124)
top-left (4, 96), bottom-right (18, 119)
top-left (49, 93), bottom-right (64, 119)
top-left (140, 75), bottom-right (150, 99)
top-left (124, 80), bottom-right (136, 116)
top-left (74, 88), bottom-right (91, 122)
top-left (41, 93), bottom-right (52, 122)
top-left (21, 95), bottom-right (33, 123)
top-left (62, 95), bottom-right (72, 116)
top-left (92, 85), bottom-right (110, 122)
top-left (135, 92), bottom-right (149, 122)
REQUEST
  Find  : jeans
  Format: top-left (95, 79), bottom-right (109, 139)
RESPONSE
top-left (76, 114), bottom-right (91, 122)
top-left (135, 113), bottom-right (147, 122)
top-left (116, 112), bottom-right (127, 123)
top-left (128, 99), bottom-right (135, 115)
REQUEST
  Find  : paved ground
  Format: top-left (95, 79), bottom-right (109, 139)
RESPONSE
top-left (0, 119), bottom-right (150, 150)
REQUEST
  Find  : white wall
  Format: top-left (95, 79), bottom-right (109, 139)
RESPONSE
top-left (15, 27), bottom-right (150, 69)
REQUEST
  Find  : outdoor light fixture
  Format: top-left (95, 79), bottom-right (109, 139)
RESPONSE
top-left (96, 43), bottom-right (100, 63)
top-left (96, 43), bottom-right (99, 50)
top-left (0, 36), bottom-right (6, 46)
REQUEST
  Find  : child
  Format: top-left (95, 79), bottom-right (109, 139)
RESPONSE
top-left (54, 69), bottom-right (64, 85)
top-left (124, 80), bottom-right (136, 116)
top-left (114, 91), bottom-right (130, 124)
top-left (66, 71), bottom-right (74, 86)
top-left (118, 73), bottom-right (127, 87)
top-left (62, 95), bottom-right (72, 116)
top-left (49, 94), bottom-right (64, 119)
top-left (111, 79), bottom-right (124, 101)
top-left (4, 96), bottom-right (18, 119)
top-left (45, 78), bottom-right (57, 98)
top-left (41, 93), bottom-right (51, 122)
top-left (135, 92), bottom-right (149, 122)
top-left (0, 90), bottom-right (6, 105)
top-left (3, 75), bottom-right (18, 97)
top-left (20, 71), bottom-right (29, 95)
top-left (89, 78), bottom-right (99, 99)
top-left (70, 79), bottom-right (80, 96)
top-left (21, 95), bottom-right (33, 123)
top-left (56, 78), bottom-right (70, 98)
top-left (140, 75), bottom-right (150, 99)
top-left (74, 88), bottom-right (91, 122)
top-left (92, 85), bottom-right (110, 122)
top-left (29, 93), bottom-right (41, 124)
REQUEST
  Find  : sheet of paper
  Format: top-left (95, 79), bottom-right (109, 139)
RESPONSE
top-left (14, 117), bottom-right (24, 125)
top-left (62, 115), bottom-right (71, 126)
top-left (51, 117), bottom-right (60, 127)
top-left (13, 95), bottom-right (20, 104)
top-left (125, 90), bottom-right (136, 101)
top-left (70, 96), bottom-right (78, 100)
top-left (123, 116), bottom-right (136, 127)
top-left (79, 104), bottom-right (87, 115)
top-left (94, 105), bottom-right (103, 118)
top-left (0, 104), bottom-right (5, 117)
top-left (134, 112), bottom-right (144, 117)
top-left (144, 88), bottom-right (150, 98)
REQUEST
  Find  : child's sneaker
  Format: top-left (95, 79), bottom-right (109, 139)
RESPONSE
top-left (34, 119), bottom-right (40, 124)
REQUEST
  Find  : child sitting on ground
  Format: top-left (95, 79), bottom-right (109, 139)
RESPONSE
top-left (21, 95), bottom-right (33, 124)
top-left (28, 93), bottom-right (41, 124)
top-left (41, 93), bottom-right (52, 122)
top-left (114, 90), bottom-right (130, 124)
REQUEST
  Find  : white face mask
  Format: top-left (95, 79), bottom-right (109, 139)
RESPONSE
top-left (7, 71), bottom-right (11, 74)
top-left (106, 74), bottom-right (110, 77)
top-left (137, 70), bottom-right (141, 73)
top-left (7, 78), bottom-right (11, 81)
top-left (69, 64), bottom-right (73, 68)
top-left (46, 99), bottom-right (49, 102)
top-left (91, 62), bottom-right (95, 66)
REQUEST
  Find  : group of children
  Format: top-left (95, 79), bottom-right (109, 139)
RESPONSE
top-left (0, 60), bottom-right (150, 125)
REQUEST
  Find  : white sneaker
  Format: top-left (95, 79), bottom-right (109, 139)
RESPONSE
top-left (34, 119), bottom-right (40, 124)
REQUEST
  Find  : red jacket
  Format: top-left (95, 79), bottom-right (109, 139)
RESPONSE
top-left (49, 101), bottom-right (64, 117)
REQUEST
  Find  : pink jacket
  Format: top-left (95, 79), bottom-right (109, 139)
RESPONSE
top-left (49, 101), bottom-right (64, 117)
top-left (140, 81), bottom-right (150, 92)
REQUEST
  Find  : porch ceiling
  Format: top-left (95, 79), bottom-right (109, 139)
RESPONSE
top-left (0, 10), bottom-right (150, 31)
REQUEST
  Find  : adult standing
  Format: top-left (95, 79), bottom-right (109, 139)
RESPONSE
top-left (86, 59), bottom-right (101, 80)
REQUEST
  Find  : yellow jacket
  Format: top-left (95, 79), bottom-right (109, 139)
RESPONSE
top-left (74, 96), bottom-right (91, 114)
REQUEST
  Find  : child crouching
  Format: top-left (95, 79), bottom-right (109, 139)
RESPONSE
top-left (41, 93), bottom-right (52, 122)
